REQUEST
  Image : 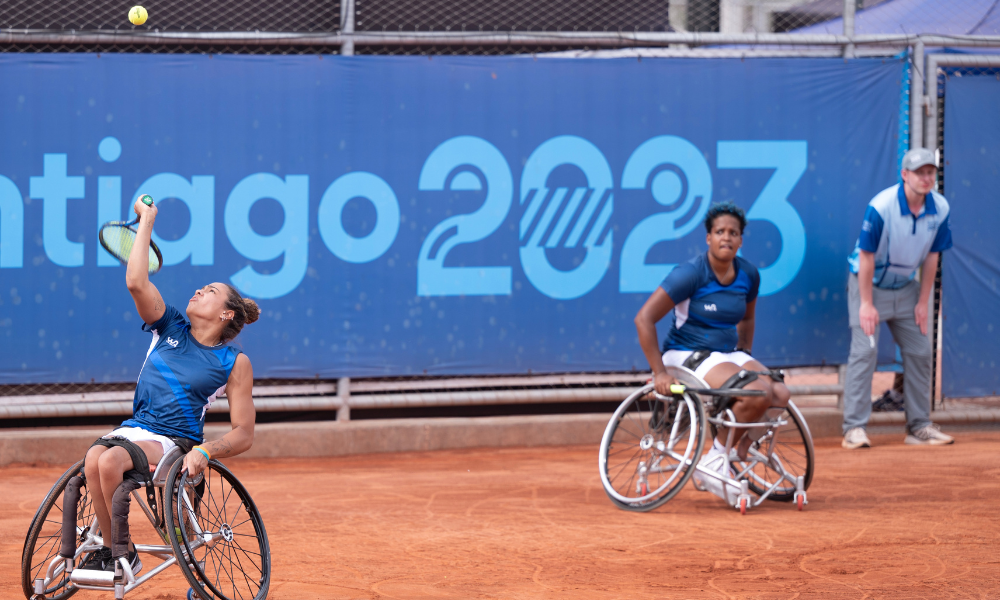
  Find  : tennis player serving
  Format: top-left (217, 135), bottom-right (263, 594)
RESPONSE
top-left (78, 195), bottom-right (261, 575)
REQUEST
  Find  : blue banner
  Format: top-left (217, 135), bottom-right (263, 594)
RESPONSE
top-left (942, 74), bottom-right (1000, 398)
top-left (0, 54), bottom-right (902, 383)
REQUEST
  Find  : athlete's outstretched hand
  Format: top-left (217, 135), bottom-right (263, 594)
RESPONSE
top-left (133, 195), bottom-right (157, 221)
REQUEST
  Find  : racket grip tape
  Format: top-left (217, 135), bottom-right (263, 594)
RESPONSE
top-left (139, 194), bottom-right (154, 206)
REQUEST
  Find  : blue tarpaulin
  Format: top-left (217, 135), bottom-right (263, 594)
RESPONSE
top-left (0, 55), bottom-right (904, 383)
top-left (941, 75), bottom-right (1000, 398)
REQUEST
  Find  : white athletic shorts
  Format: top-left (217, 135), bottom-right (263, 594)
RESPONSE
top-left (103, 426), bottom-right (177, 456)
top-left (661, 350), bottom-right (755, 381)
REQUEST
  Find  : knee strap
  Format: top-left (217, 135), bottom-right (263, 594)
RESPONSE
top-left (88, 437), bottom-right (151, 482)
top-left (764, 369), bottom-right (786, 384)
top-left (88, 437), bottom-right (162, 531)
top-left (712, 370), bottom-right (759, 417)
top-left (720, 370), bottom-right (759, 391)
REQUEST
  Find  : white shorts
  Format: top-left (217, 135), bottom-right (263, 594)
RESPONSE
top-left (661, 350), bottom-right (755, 381)
top-left (103, 426), bottom-right (177, 456)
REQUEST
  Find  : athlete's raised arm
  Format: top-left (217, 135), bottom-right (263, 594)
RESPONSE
top-left (125, 196), bottom-right (166, 325)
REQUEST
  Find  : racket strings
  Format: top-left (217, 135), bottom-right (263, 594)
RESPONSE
top-left (99, 224), bottom-right (162, 273)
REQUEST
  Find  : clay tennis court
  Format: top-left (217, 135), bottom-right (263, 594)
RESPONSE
top-left (3, 430), bottom-right (999, 599)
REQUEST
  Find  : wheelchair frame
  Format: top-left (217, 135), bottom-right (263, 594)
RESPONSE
top-left (23, 445), bottom-right (271, 600)
top-left (599, 365), bottom-right (815, 514)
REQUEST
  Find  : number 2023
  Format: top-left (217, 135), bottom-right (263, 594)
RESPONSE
top-left (414, 135), bottom-right (806, 300)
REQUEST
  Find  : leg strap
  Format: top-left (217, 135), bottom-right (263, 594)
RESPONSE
top-left (60, 475), bottom-right (84, 559)
top-left (111, 479), bottom-right (141, 559)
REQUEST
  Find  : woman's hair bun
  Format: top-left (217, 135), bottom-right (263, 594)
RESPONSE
top-left (243, 298), bottom-right (261, 325)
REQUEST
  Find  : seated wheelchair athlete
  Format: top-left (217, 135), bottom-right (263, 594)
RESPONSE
top-left (634, 202), bottom-right (791, 505)
top-left (78, 198), bottom-right (260, 583)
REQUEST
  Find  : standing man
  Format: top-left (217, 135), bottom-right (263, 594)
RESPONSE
top-left (842, 148), bottom-right (954, 449)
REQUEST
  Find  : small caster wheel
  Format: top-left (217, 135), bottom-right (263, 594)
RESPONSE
top-left (739, 497), bottom-right (748, 515)
top-left (794, 476), bottom-right (806, 511)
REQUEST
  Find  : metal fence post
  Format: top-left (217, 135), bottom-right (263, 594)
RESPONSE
top-left (910, 40), bottom-right (924, 150)
top-left (925, 54), bottom-right (939, 150)
top-left (337, 377), bottom-right (351, 421)
top-left (843, 0), bottom-right (856, 58)
top-left (340, 0), bottom-right (355, 56)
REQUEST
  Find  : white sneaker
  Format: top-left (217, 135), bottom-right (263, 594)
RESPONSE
top-left (692, 447), bottom-right (739, 505)
top-left (905, 424), bottom-right (955, 445)
top-left (842, 427), bottom-right (871, 449)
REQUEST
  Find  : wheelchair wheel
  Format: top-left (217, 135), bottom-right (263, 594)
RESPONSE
top-left (165, 458), bottom-right (271, 600)
top-left (599, 384), bottom-right (706, 512)
top-left (20, 460), bottom-right (94, 600)
top-left (737, 401), bottom-right (815, 502)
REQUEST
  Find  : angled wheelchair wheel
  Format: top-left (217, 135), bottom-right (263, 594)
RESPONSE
top-left (737, 401), bottom-right (815, 502)
top-left (599, 384), bottom-right (706, 512)
top-left (165, 458), bottom-right (271, 600)
top-left (21, 460), bottom-right (94, 600)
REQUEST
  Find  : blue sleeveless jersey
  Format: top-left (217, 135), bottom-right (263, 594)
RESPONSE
top-left (121, 304), bottom-right (241, 443)
top-left (660, 253), bottom-right (760, 353)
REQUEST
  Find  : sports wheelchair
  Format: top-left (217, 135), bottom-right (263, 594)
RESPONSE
top-left (599, 365), bottom-right (815, 514)
top-left (21, 445), bottom-right (270, 600)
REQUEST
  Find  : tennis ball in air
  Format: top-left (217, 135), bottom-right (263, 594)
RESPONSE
top-left (128, 6), bottom-right (148, 25)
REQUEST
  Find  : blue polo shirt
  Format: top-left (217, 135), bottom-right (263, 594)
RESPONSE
top-left (120, 305), bottom-right (240, 443)
top-left (660, 253), bottom-right (760, 353)
top-left (847, 183), bottom-right (952, 289)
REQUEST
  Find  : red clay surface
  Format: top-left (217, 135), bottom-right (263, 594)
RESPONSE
top-left (3, 431), bottom-right (999, 599)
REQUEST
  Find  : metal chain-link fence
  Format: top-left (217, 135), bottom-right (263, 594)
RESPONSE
top-left (9, 0), bottom-right (994, 37)
top-left (2, 0), bottom-right (1000, 55)
top-left (0, 0), bottom-right (342, 32)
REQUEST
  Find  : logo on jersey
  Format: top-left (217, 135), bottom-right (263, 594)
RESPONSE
top-left (165, 337), bottom-right (179, 348)
top-left (704, 303), bottom-right (717, 311)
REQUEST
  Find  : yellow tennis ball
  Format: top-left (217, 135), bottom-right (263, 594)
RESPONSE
top-left (128, 6), bottom-right (148, 25)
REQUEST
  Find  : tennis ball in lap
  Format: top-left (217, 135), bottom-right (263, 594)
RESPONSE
top-left (128, 6), bottom-right (148, 25)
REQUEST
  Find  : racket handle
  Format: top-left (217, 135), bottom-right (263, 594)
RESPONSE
top-left (139, 194), bottom-right (154, 206)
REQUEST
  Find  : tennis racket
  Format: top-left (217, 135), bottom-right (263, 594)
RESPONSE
top-left (98, 194), bottom-right (163, 274)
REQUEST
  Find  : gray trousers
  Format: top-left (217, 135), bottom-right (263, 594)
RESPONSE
top-left (843, 274), bottom-right (932, 434)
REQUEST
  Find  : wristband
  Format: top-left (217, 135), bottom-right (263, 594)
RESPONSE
top-left (193, 446), bottom-right (211, 460)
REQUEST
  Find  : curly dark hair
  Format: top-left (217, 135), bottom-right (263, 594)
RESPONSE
top-left (220, 285), bottom-right (261, 344)
top-left (704, 202), bottom-right (747, 234)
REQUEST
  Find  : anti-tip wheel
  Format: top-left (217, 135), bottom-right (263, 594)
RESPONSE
top-left (796, 494), bottom-right (804, 511)
top-left (739, 497), bottom-right (748, 515)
